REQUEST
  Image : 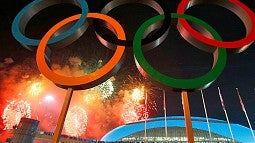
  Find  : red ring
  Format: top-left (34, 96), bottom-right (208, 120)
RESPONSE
top-left (177, 0), bottom-right (255, 48)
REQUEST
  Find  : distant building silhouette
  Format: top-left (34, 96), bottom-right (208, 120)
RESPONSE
top-left (11, 118), bottom-right (39, 143)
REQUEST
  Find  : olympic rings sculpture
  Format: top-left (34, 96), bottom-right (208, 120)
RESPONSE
top-left (134, 13), bottom-right (227, 91)
top-left (11, 0), bottom-right (255, 91)
top-left (177, 0), bottom-right (255, 53)
top-left (94, 0), bottom-right (171, 52)
top-left (36, 13), bottom-right (125, 90)
top-left (12, 0), bottom-right (89, 51)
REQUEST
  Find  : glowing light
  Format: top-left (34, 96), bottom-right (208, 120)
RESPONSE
top-left (1, 100), bottom-right (31, 130)
top-left (44, 94), bottom-right (55, 102)
top-left (28, 82), bottom-right (43, 96)
top-left (131, 86), bottom-right (144, 102)
top-left (64, 106), bottom-right (88, 137)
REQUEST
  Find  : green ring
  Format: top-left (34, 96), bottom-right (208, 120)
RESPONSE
top-left (133, 13), bottom-right (227, 91)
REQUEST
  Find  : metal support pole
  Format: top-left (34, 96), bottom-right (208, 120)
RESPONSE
top-left (236, 88), bottom-right (255, 142)
top-left (144, 89), bottom-right (147, 143)
top-left (217, 87), bottom-right (235, 143)
top-left (52, 88), bottom-right (73, 143)
top-left (200, 90), bottom-right (212, 140)
top-left (181, 91), bottom-right (194, 143)
top-left (163, 90), bottom-right (168, 141)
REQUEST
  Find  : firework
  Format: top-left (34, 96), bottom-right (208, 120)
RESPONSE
top-left (135, 104), bottom-right (149, 120)
top-left (64, 106), bottom-right (88, 137)
top-left (121, 86), bottom-right (151, 124)
top-left (121, 102), bottom-right (140, 124)
top-left (97, 78), bottom-right (114, 100)
top-left (83, 93), bottom-right (98, 105)
top-left (121, 101), bottom-right (149, 124)
top-left (0, 56), bottom-right (157, 140)
top-left (82, 77), bottom-right (115, 103)
top-left (28, 81), bottom-right (43, 97)
top-left (2, 100), bottom-right (31, 130)
top-left (119, 74), bottom-right (158, 112)
top-left (132, 86), bottom-right (158, 112)
top-left (131, 86), bottom-right (144, 102)
top-left (82, 59), bottom-right (115, 100)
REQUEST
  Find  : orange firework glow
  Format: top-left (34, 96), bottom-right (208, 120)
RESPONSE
top-left (83, 93), bottom-right (98, 105)
top-left (131, 86), bottom-right (145, 102)
top-left (64, 106), bottom-right (88, 137)
top-left (28, 81), bottom-right (43, 97)
top-left (1, 100), bottom-right (31, 130)
top-left (121, 86), bottom-right (149, 123)
top-left (121, 101), bottom-right (149, 124)
top-left (0, 57), bottom-right (156, 140)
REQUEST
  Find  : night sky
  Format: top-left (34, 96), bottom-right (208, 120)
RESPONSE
top-left (0, 0), bottom-right (255, 139)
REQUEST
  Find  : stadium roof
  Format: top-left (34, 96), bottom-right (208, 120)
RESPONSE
top-left (101, 116), bottom-right (255, 142)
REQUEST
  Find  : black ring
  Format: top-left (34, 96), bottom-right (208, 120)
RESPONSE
top-left (93, 0), bottom-right (171, 52)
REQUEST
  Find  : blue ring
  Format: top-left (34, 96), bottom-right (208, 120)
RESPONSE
top-left (11, 0), bottom-right (88, 46)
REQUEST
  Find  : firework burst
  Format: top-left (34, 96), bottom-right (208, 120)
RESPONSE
top-left (136, 104), bottom-right (149, 120)
top-left (121, 102), bottom-right (140, 124)
top-left (82, 59), bottom-right (115, 100)
top-left (27, 81), bottom-right (43, 97)
top-left (83, 93), bottom-right (99, 105)
top-left (64, 106), bottom-right (88, 137)
top-left (1, 100), bottom-right (31, 130)
top-left (131, 86), bottom-right (145, 102)
top-left (96, 78), bottom-right (115, 100)
top-left (121, 87), bottom-right (148, 123)
top-left (121, 101), bottom-right (149, 124)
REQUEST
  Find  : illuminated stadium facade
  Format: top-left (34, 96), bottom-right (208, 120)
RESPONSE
top-left (101, 116), bottom-right (255, 142)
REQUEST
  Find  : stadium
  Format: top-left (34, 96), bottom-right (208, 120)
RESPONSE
top-left (101, 116), bottom-right (255, 142)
